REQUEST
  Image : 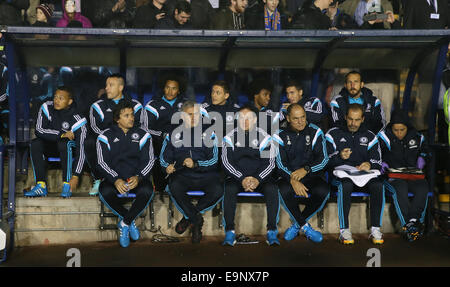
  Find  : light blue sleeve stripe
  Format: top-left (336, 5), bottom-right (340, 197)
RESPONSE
top-left (159, 136), bottom-right (170, 168)
top-left (93, 104), bottom-right (104, 121)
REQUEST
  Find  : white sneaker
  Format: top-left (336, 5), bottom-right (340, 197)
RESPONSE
top-left (369, 227), bottom-right (384, 244)
top-left (339, 228), bottom-right (354, 245)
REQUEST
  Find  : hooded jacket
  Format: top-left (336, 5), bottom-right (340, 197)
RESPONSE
top-left (330, 86), bottom-right (386, 134)
top-left (377, 110), bottom-right (429, 168)
top-left (56, 0), bottom-right (93, 28)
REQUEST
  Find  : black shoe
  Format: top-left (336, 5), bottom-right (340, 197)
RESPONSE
top-left (191, 214), bottom-right (204, 244)
top-left (175, 217), bottom-right (192, 234)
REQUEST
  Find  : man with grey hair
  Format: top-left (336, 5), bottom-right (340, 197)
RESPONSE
top-left (160, 101), bottom-right (223, 244)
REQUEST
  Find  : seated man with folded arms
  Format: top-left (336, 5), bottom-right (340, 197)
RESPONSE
top-left (96, 100), bottom-right (155, 248)
top-left (160, 101), bottom-right (223, 244)
top-left (274, 104), bottom-right (330, 243)
top-left (325, 103), bottom-right (385, 245)
top-left (221, 105), bottom-right (279, 246)
top-left (378, 110), bottom-right (430, 242)
top-left (25, 86), bottom-right (87, 198)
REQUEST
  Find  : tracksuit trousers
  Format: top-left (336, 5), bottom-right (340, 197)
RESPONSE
top-left (99, 179), bottom-right (154, 225)
top-left (278, 176), bottom-right (330, 228)
top-left (223, 177), bottom-right (280, 231)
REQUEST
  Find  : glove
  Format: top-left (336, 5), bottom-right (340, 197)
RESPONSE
top-left (381, 162), bottom-right (389, 174)
top-left (416, 157), bottom-right (425, 169)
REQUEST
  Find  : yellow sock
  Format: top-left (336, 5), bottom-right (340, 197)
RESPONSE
top-left (37, 181), bottom-right (46, 188)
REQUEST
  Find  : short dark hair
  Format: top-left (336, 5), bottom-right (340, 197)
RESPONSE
top-left (249, 79), bottom-right (273, 99)
top-left (286, 103), bottom-right (304, 116)
top-left (56, 86), bottom-right (73, 99)
top-left (285, 79), bottom-right (303, 91)
top-left (344, 70), bottom-right (362, 83)
top-left (174, 0), bottom-right (191, 14)
top-left (107, 73), bottom-right (125, 86)
top-left (212, 80), bottom-right (230, 94)
top-left (113, 100), bottom-right (134, 123)
top-left (346, 103), bottom-right (364, 116)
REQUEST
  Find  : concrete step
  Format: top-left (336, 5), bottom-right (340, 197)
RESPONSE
top-left (12, 194), bottom-right (402, 247)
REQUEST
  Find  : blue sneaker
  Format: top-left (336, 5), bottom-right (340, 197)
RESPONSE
top-left (301, 223), bottom-right (323, 243)
top-left (61, 182), bottom-right (72, 198)
top-left (284, 223), bottom-right (300, 241)
top-left (118, 220), bottom-right (130, 248)
top-left (129, 220), bottom-right (140, 241)
top-left (89, 179), bottom-right (101, 196)
top-left (222, 230), bottom-right (236, 246)
top-left (266, 230), bottom-right (280, 246)
top-left (24, 182), bottom-right (48, 197)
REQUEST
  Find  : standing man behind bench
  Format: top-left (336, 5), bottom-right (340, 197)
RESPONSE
top-left (96, 100), bottom-right (155, 248)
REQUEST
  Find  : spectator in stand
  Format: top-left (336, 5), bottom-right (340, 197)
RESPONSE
top-left (84, 0), bottom-right (136, 29)
top-left (0, 0), bottom-right (30, 26)
top-left (404, 0), bottom-right (449, 29)
top-left (326, 0), bottom-right (358, 29)
top-left (27, 0), bottom-right (40, 25)
top-left (156, 0), bottom-right (192, 29)
top-left (56, 0), bottom-right (92, 28)
top-left (33, 3), bottom-right (54, 26)
top-left (210, 0), bottom-right (249, 29)
top-left (354, 0), bottom-right (401, 29)
top-left (246, 0), bottom-right (287, 30)
top-left (133, 0), bottom-right (169, 28)
top-left (165, 0), bottom-right (215, 29)
top-left (290, 0), bottom-right (334, 29)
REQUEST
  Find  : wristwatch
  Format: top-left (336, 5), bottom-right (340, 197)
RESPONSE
top-left (303, 165), bottom-right (311, 174)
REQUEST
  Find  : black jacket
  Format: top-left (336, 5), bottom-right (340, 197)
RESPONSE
top-left (222, 126), bottom-right (276, 183)
top-left (165, 0), bottom-right (215, 29)
top-left (0, 0), bottom-right (29, 26)
top-left (89, 95), bottom-right (144, 136)
top-left (202, 99), bottom-right (240, 143)
top-left (290, 2), bottom-right (331, 29)
top-left (133, 1), bottom-right (169, 28)
top-left (83, 0), bottom-right (136, 28)
top-left (96, 125), bottom-right (155, 184)
top-left (274, 123), bottom-right (328, 181)
top-left (155, 15), bottom-right (193, 29)
top-left (377, 111), bottom-right (429, 168)
top-left (160, 125), bottom-right (220, 180)
top-left (325, 125), bottom-right (382, 171)
top-left (404, 0), bottom-right (449, 29)
top-left (330, 87), bottom-right (386, 134)
top-left (35, 101), bottom-right (88, 177)
top-left (279, 96), bottom-right (325, 126)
